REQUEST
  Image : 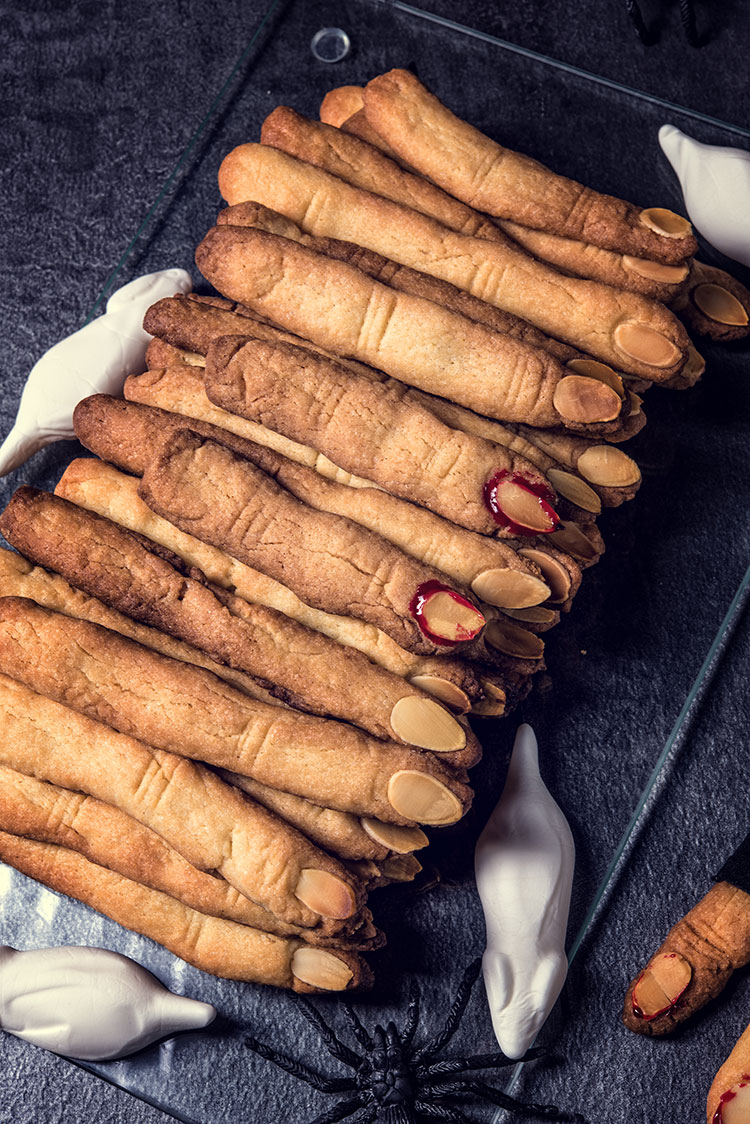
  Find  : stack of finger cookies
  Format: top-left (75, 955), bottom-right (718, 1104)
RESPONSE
top-left (0, 70), bottom-right (747, 993)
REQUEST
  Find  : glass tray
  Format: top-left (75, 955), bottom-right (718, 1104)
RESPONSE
top-left (2, 2), bottom-right (750, 1121)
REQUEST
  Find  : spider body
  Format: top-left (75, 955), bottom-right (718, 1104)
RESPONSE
top-left (367, 1024), bottom-right (414, 1108)
top-left (245, 959), bottom-right (583, 1123)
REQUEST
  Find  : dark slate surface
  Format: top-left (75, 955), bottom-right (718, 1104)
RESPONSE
top-left (1, 1), bottom-right (749, 1121)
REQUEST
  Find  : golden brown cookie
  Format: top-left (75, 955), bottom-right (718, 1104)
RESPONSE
top-left (0, 597), bottom-right (472, 826)
top-left (0, 671), bottom-right (367, 933)
top-left (671, 260), bottom-right (750, 342)
top-left (362, 69), bottom-right (697, 264)
top-left (216, 144), bottom-right (689, 381)
top-left (204, 335), bottom-right (560, 538)
top-left (623, 882), bottom-right (750, 1036)
top-left (195, 224), bottom-right (624, 432)
top-left (706, 1021), bottom-right (750, 1124)
top-left (0, 487), bottom-right (478, 755)
top-left (138, 428), bottom-right (487, 655)
top-left (0, 830), bottom-right (370, 991)
top-left (499, 219), bottom-right (690, 301)
top-left (0, 764), bottom-right (380, 948)
top-left (219, 770), bottom-right (428, 863)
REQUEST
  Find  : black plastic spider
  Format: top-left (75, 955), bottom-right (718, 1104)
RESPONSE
top-left (245, 959), bottom-right (584, 1124)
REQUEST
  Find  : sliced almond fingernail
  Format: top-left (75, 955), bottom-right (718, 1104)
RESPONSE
top-left (549, 520), bottom-right (600, 561)
top-left (566, 358), bottom-right (625, 397)
top-left (471, 700), bottom-right (507, 717)
top-left (577, 446), bottom-right (641, 488)
top-left (485, 618), bottom-right (545, 659)
top-left (684, 344), bottom-right (705, 382)
top-left (519, 547), bottom-right (571, 603)
top-left (628, 391), bottom-right (644, 416)
top-left (712, 1080), bottom-right (750, 1121)
top-left (408, 675), bottom-right (471, 714)
top-left (692, 283), bottom-right (749, 326)
top-left (546, 468), bottom-right (601, 514)
top-left (291, 947), bottom-right (354, 991)
top-left (614, 322), bottom-right (682, 369)
top-left (361, 817), bottom-right (429, 853)
top-left (622, 255), bottom-right (689, 283)
top-left (471, 567), bottom-right (550, 609)
top-left (390, 695), bottom-right (467, 752)
top-left (484, 471), bottom-right (559, 534)
top-left (479, 677), bottom-right (507, 706)
top-left (553, 375), bottom-right (622, 423)
top-left (639, 207), bottom-right (692, 238)
top-left (294, 869), bottom-right (357, 919)
top-left (411, 581), bottom-right (485, 645)
top-left (632, 952), bottom-right (692, 1020)
top-left (503, 605), bottom-right (557, 624)
top-left (387, 770), bottom-right (464, 825)
top-left (381, 854), bottom-right (422, 882)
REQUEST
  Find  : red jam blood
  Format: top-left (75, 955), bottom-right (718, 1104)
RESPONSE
top-left (410, 580), bottom-right (485, 647)
top-left (483, 470), bottom-right (559, 536)
top-left (714, 1078), bottom-right (750, 1124)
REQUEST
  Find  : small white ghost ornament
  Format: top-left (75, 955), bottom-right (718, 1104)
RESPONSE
top-left (0, 945), bottom-right (215, 1060)
top-left (659, 124), bottom-right (750, 267)
top-left (475, 723), bottom-right (575, 1060)
top-left (0, 267), bottom-right (192, 477)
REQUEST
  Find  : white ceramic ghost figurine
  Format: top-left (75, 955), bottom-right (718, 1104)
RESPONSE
top-left (0, 945), bottom-right (215, 1060)
top-left (659, 125), bottom-right (750, 268)
top-left (0, 267), bottom-right (192, 477)
top-left (475, 723), bottom-right (575, 1060)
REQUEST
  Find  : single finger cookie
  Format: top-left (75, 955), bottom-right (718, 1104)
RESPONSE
top-left (219, 770), bottom-right (428, 863)
top-left (623, 882), bottom-right (750, 1036)
top-left (195, 224), bottom-right (624, 432)
top-left (0, 763), bottom-right (380, 948)
top-left (204, 335), bottom-right (560, 538)
top-left (362, 69), bottom-right (697, 265)
top-left (138, 428), bottom-right (487, 655)
top-left (0, 830), bottom-right (370, 991)
top-left (499, 219), bottom-right (690, 302)
top-left (707, 1021), bottom-right (750, 1124)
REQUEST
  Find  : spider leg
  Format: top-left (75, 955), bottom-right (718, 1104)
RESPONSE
top-left (401, 981), bottom-right (420, 1048)
top-left (413, 1101), bottom-right (471, 1123)
top-left (244, 1036), bottom-right (356, 1093)
top-left (340, 1001), bottom-right (372, 1053)
top-left (308, 1095), bottom-right (369, 1124)
top-left (417, 1046), bottom-right (545, 1081)
top-left (379, 1107), bottom-right (417, 1124)
top-left (679, 0), bottom-right (700, 45)
top-left (289, 993), bottom-right (363, 1069)
top-left (425, 1077), bottom-right (583, 1121)
top-left (414, 958), bottom-right (482, 1061)
top-left (624, 0), bottom-right (654, 44)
